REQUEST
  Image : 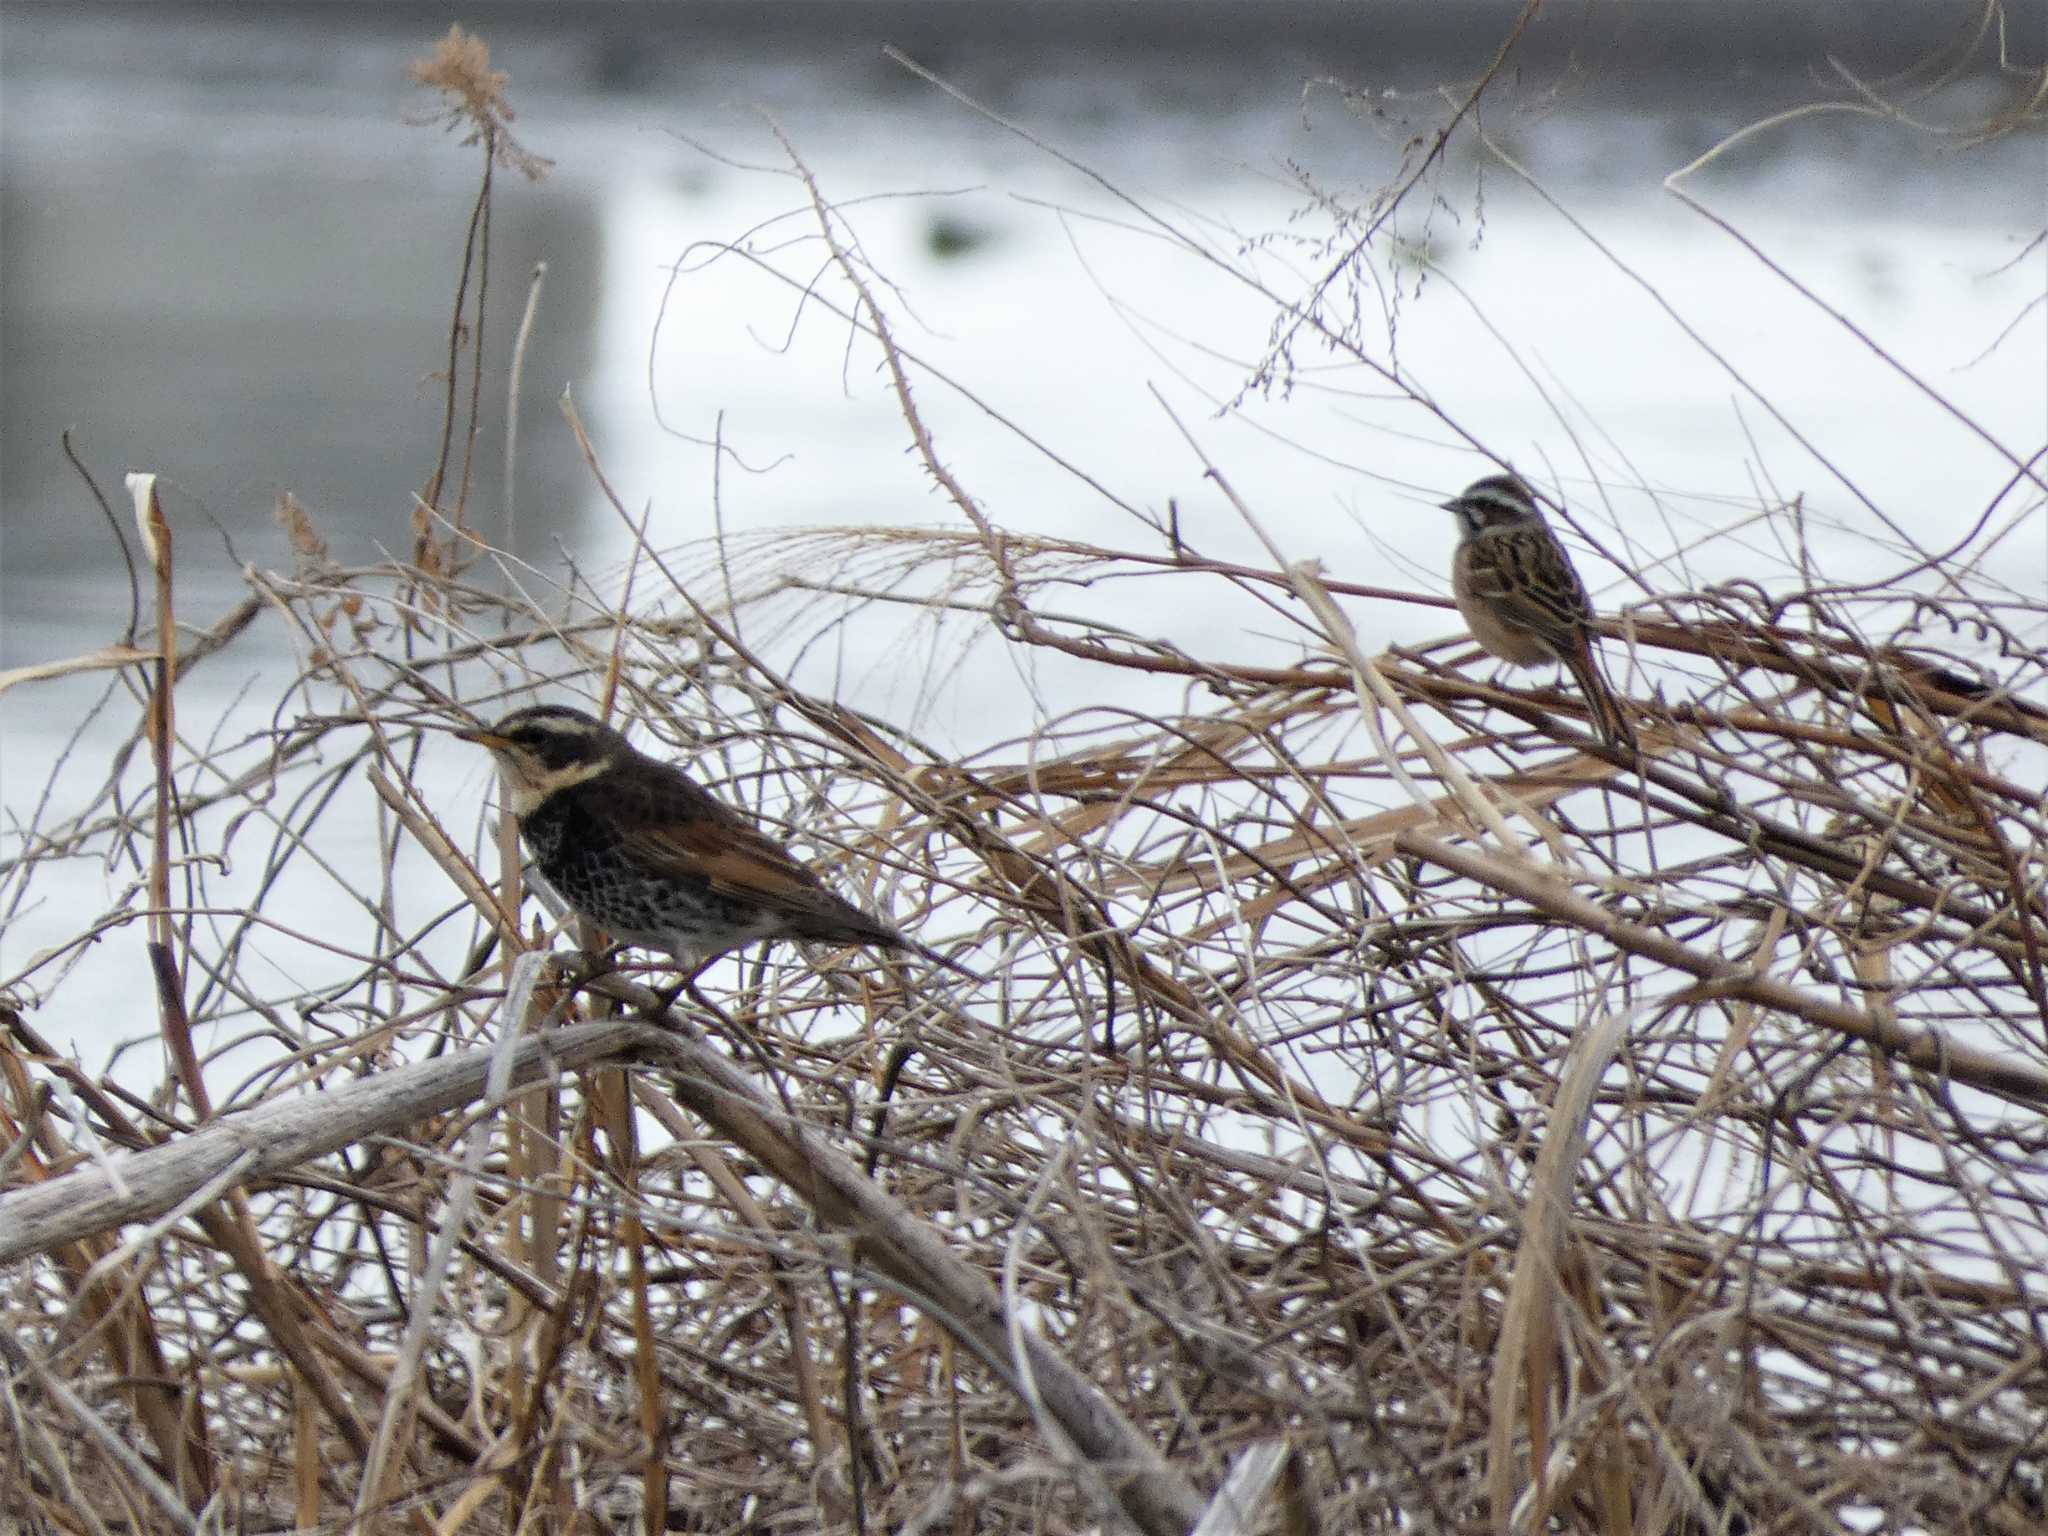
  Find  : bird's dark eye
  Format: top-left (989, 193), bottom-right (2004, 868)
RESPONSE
top-left (513, 727), bottom-right (593, 770)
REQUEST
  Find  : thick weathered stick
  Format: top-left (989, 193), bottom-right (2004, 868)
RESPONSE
top-left (1, 998), bottom-right (1206, 1536)
top-left (0, 1018), bottom-right (642, 1265)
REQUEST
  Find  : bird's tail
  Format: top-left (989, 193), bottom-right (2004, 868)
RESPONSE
top-left (1568, 636), bottom-right (1637, 752)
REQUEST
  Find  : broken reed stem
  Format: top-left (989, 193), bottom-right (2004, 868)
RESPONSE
top-left (127, 473), bottom-right (210, 1120)
top-left (1487, 1005), bottom-right (1632, 1532)
top-left (503, 258), bottom-right (546, 558)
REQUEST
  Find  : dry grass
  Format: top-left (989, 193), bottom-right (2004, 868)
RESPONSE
top-left (3, 22), bottom-right (2046, 1536)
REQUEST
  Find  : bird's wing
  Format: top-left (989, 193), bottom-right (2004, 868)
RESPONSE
top-left (616, 813), bottom-right (891, 932)
top-left (601, 754), bottom-right (902, 936)
top-left (1480, 526), bottom-right (1596, 637)
top-left (621, 814), bottom-right (818, 902)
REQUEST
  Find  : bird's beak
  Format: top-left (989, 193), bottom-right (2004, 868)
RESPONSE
top-left (452, 725), bottom-right (509, 750)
